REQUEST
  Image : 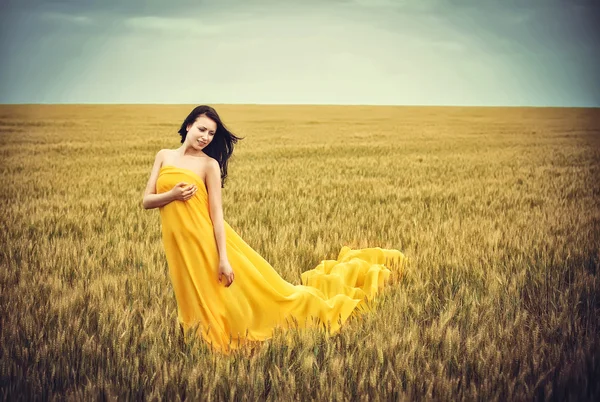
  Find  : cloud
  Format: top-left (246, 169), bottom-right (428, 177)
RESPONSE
top-left (123, 16), bottom-right (224, 35)
top-left (40, 11), bottom-right (94, 26)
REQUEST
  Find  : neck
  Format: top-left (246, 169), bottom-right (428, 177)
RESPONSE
top-left (179, 144), bottom-right (204, 158)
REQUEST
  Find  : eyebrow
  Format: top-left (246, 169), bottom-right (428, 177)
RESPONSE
top-left (199, 125), bottom-right (216, 133)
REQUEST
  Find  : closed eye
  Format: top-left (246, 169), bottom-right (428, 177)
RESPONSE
top-left (198, 126), bottom-right (216, 135)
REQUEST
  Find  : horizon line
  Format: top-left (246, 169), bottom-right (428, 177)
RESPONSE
top-left (0, 102), bottom-right (598, 109)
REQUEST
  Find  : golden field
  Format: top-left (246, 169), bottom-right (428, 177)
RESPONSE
top-left (0, 104), bottom-right (599, 400)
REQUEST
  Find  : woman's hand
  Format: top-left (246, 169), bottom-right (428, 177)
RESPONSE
top-left (170, 182), bottom-right (197, 202)
top-left (218, 260), bottom-right (235, 287)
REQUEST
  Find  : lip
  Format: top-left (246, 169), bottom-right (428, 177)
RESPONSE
top-left (198, 141), bottom-right (207, 146)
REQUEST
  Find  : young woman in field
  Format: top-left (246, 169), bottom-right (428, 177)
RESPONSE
top-left (143, 105), bottom-right (406, 354)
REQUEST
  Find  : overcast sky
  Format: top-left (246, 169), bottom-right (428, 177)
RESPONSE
top-left (0, 0), bottom-right (598, 106)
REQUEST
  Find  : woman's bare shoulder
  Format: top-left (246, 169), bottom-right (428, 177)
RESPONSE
top-left (204, 155), bottom-right (219, 168)
top-left (157, 148), bottom-right (176, 156)
top-left (156, 148), bottom-right (176, 164)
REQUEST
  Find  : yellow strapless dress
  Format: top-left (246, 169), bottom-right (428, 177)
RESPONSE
top-left (157, 165), bottom-right (406, 354)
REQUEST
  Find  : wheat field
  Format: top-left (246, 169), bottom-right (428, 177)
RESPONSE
top-left (1, 104), bottom-right (599, 400)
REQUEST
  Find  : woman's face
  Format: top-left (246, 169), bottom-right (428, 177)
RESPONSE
top-left (186, 114), bottom-right (217, 150)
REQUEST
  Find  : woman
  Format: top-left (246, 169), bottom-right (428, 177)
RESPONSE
top-left (143, 105), bottom-right (405, 354)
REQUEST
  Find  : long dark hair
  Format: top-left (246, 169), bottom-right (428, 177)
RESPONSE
top-left (178, 105), bottom-right (243, 187)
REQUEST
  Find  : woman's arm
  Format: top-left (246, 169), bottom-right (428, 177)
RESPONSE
top-left (206, 159), bottom-right (228, 262)
top-left (143, 190), bottom-right (175, 210)
top-left (206, 159), bottom-right (234, 286)
top-left (143, 150), bottom-right (172, 209)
